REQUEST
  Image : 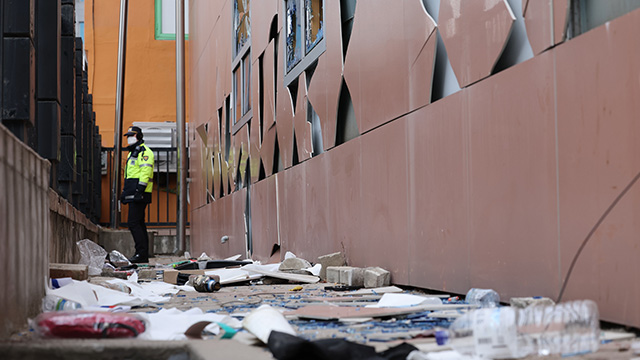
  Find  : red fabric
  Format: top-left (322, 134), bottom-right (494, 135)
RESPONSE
top-left (36, 311), bottom-right (146, 338)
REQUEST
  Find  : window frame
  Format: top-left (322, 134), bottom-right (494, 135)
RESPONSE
top-left (154, 0), bottom-right (190, 41)
top-left (283, 0), bottom-right (326, 86)
top-left (231, 1), bottom-right (252, 134)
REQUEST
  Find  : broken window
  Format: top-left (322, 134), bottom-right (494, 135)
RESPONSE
top-left (232, 0), bottom-right (252, 126)
top-left (305, 0), bottom-right (324, 53)
top-left (284, 0), bottom-right (325, 85)
top-left (233, 0), bottom-right (251, 57)
top-left (286, 0), bottom-right (302, 72)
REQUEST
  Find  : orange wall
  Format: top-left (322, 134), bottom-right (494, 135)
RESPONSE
top-left (86, 0), bottom-right (189, 147)
top-left (86, 0), bottom-right (189, 225)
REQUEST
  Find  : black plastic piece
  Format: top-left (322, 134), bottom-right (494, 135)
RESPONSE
top-left (204, 260), bottom-right (253, 269)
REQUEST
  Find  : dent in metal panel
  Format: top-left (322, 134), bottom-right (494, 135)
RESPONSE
top-left (220, 101), bottom-right (231, 196)
top-left (216, 1), bottom-right (233, 108)
top-left (293, 72), bottom-right (313, 162)
top-left (276, 30), bottom-right (296, 169)
top-left (212, 109), bottom-right (223, 199)
top-left (250, 0), bottom-right (278, 63)
top-left (438, 0), bottom-right (515, 88)
top-left (523, 0), bottom-right (568, 55)
top-left (307, 0), bottom-right (343, 151)
top-left (343, 0), bottom-right (437, 134)
top-left (261, 41), bottom-right (277, 176)
top-left (196, 123), bottom-right (215, 203)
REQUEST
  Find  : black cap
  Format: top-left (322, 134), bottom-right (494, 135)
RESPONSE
top-left (124, 126), bottom-right (143, 137)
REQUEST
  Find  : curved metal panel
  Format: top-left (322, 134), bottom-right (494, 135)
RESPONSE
top-left (344, 0), bottom-right (437, 134)
top-left (293, 72), bottom-right (313, 162)
top-left (307, 0), bottom-right (343, 151)
top-left (438, 0), bottom-right (515, 87)
top-left (250, 0), bottom-right (278, 64)
top-left (523, 0), bottom-right (569, 55)
top-left (275, 31), bottom-right (296, 169)
top-left (249, 57), bottom-right (262, 184)
top-left (261, 41), bottom-right (277, 177)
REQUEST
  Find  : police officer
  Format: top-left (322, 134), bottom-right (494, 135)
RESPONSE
top-left (120, 126), bottom-right (154, 263)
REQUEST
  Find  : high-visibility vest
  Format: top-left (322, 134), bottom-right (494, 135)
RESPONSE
top-left (121, 143), bottom-right (154, 203)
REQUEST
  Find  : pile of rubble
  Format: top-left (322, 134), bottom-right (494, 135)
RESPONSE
top-left (32, 240), bottom-right (638, 360)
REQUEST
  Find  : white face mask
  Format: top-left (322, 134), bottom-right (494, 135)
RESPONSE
top-left (127, 136), bottom-right (137, 145)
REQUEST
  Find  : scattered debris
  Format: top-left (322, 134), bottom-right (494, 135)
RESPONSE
top-left (509, 296), bottom-right (555, 309)
top-left (465, 288), bottom-right (500, 308)
top-left (76, 239), bottom-right (107, 276)
top-left (243, 305), bottom-right (296, 344)
top-left (316, 252), bottom-right (347, 282)
top-left (50, 263), bottom-right (88, 281)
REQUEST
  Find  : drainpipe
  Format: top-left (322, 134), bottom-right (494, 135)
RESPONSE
top-left (176, 0), bottom-right (187, 252)
top-left (110, 0), bottom-right (129, 228)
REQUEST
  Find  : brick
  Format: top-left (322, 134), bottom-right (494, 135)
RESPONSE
top-left (340, 267), bottom-right (364, 287)
top-left (137, 268), bottom-right (159, 281)
top-left (317, 252), bottom-right (346, 281)
top-left (364, 267), bottom-right (391, 288)
top-left (326, 266), bottom-right (346, 283)
top-left (50, 263), bottom-right (88, 280)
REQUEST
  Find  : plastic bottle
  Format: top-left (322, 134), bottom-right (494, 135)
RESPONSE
top-left (435, 300), bottom-right (600, 359)
top-left (42, 295), bottom-right (82, 312)
top-left (192, 275), bottom-right (221, 292)
top-left (466, 288), bottom-right (500, 308)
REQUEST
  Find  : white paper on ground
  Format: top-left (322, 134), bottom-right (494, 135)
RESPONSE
top-left (407, 350), bottom-right (481, 360)
top-left (242, 263), bottom-right (285, 274)
top-left (304, 263), bottom-right (322, 276)
top-left (284, 251), bottom-right (296, 260)
top-left (366, 293), bottom-right (442, 308)
top-left (205, 268), bottom-right (263, 285)
top-left (225, 254), bottom-right (242, 261)
top-left (242, 305), bottom-right (296, 343)
top-left (46, 281), bottom-right (99, 307)
top-left (138, 308), bottom-right (239, 340)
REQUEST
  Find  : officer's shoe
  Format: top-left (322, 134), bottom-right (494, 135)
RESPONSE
top-left (129, 254), bottom-right (149, 264)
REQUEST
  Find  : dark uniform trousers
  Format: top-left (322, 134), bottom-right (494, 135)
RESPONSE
top-left (128, 200), bottom-right (149, 257)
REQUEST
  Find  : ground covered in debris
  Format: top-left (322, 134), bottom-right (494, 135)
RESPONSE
top-left (2, 255), bottom-right (639, 360)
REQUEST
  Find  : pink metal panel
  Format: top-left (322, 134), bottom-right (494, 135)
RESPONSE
top-left (276, 168), bottom-right (306, 252)
top-left (344, 0), bottom-right (437, 133)
top-left (215, 1), bottom-right (233, 107)
top-left (212, 110), bottom-right (222, 199)
top-left (356, 120), bottom-right (410, 284)
top-left (250, 0), bottom-right (278, 64)
top-left (438, 0), bottom-right (515, 88)
top-left (249, 58), bottom-right (261, 184)
top-left (293, 72), bottom-right (313, 161)
top-left (191, 125), bottom-right (206, 208)
top-left (220, 104), bottom-right (231, 196)
top-left (326, 138), bottom-right (363, 261)
top-left (523, 0), bottom-right (569, 55)
top-left (307, 0), bottom-right (343, 151)
top-left (466, 51), bottom-right (559, 299)
top-left (232, 124), bottom-right (250, 186)
top-left (404, 1), bottom-right (437, 112)
top-left (261, 41), bottom-right (277, 177)
top-left (275, 32), bottom-right (296, 169)
top-left (555, 12), bottom-right (640, 327)
top-left (301, 153), bottom-right (332, 259)
top-left (249, 176), bottom-right (279, 262)
top-left (405, 92), bottom-right (470, 294)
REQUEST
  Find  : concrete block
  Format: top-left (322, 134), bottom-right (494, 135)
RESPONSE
top-left (50, 263), bottom-right (88, 280)
top-left (364, 267), bottom-right (391, 288)
top-left (317, 252), bottom-right (346, 280)
top-left (279, 257), bottom-right (312, 272)
top-left (137, 268), bottom-right (159, 281)
top-left (510, 297), bottom-right (556, 309)
top-left (326, 266), bottom-right (346, 283)
top-left (340, 267), bottom-right (364, 287)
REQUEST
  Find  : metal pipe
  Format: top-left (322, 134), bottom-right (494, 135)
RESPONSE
top-left (110, 0), bottom-right (129, 228)
top-left (176, 0), bottom-right (187, 252)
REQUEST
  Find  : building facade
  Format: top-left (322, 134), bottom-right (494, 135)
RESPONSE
top-left (188, 0), bottom-right (640, 327)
